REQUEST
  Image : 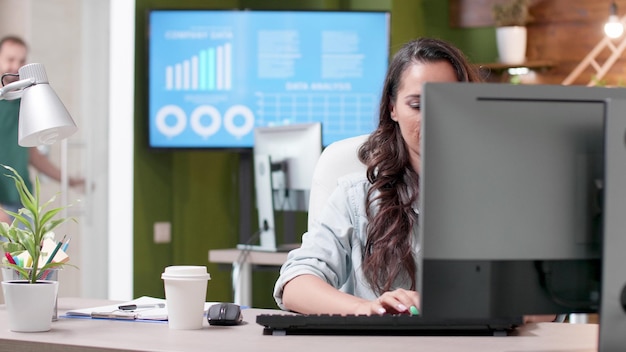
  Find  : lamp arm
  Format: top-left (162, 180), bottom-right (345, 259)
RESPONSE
top-left (0, 78), bottom-right (36, 101)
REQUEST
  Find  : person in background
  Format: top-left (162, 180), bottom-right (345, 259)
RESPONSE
top-left (273, 37), bottom-right (553, 323)
top-left (0, 35), bottom-right (84, 224)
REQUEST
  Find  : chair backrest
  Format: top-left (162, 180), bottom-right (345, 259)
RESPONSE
top-left (307, 134), bottom-right (369, 229)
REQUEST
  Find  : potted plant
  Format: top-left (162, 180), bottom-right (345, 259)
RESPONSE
top-left (0, 164), bottom-right (75, 332)
top-left (492, 0), bottom-right (533, 65)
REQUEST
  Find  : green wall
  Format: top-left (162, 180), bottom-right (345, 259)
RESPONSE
top-left (133, 0), bottom-right (497, 308)
top-left (421, 0), bottom-right (497, 63)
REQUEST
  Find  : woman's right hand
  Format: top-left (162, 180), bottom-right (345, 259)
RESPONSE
top-left (282, 275), bottom-right (420, 316)
top-left (355, 288), bottom-right (420, 315)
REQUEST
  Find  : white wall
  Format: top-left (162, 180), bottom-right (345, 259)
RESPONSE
top-left (108, 0), bottom-right (135, 300)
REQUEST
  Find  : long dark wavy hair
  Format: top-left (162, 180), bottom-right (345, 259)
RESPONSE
top-left (358, 38), bottom-right (482, 294)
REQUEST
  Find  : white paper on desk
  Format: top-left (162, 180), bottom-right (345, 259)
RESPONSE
top-left (64, 296), bottom-right (218, 321)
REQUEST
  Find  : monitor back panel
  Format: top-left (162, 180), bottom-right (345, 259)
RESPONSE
top-left (418, 83), bottom-right (626, 319)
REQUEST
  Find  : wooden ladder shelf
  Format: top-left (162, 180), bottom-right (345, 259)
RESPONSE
top-left (562, 16), bottom-right (626, 86)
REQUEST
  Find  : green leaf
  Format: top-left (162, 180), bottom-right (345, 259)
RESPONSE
top-left (2, 242), bottom-right (25, 254)
top-left (40, 207), bottom-right (65, 229)
top-left (43, 218), bottom-right (73, 234)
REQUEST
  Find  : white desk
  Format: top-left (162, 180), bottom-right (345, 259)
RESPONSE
top-left (0, 297), bottom-right (600, 352)
top-left (208, 248), bottom-right (288, 306)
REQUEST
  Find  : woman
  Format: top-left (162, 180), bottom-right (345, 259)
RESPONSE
top-left (273, 37), bottom-right (482, 316)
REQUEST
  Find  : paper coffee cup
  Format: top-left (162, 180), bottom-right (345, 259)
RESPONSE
top-left (161, 265), bottom-right (211, 330)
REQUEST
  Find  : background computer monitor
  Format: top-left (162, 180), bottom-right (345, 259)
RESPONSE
top-left (245, 122), bottom-right (322, 251)
top-left (419, 82), bottom-right (626, 349)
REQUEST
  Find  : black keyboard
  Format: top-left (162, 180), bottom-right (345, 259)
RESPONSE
top-left (256, 313), bottom-right (523, 336)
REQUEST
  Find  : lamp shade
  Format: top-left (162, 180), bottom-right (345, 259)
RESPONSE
top-left (16, 64), bottom-right (77, 147)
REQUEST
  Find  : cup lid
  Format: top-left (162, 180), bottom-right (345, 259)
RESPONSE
top-left (161, 265), bottom-right (211, 280)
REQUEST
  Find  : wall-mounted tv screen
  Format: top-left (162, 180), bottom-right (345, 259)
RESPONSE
top-left (148, 10), bottom-right (390, 148)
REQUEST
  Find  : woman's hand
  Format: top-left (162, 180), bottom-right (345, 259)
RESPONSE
top-left (355, 288), bottom-right (420, 315)
top-left (523, 315), bottom-right (557, 323)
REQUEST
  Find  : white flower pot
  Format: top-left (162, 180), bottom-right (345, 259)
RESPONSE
top-left (1, 280), bottom-right (59, 332)
top-left (2, 267), bottom-right (60, 321)
top-left (496, 26), bottom-right (527, 65)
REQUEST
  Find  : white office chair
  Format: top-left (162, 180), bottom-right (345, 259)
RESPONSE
top-left (307, 134), bottom-right (369, 229)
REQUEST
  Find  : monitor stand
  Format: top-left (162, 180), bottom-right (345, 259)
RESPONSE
top-left (241, 154), bottom-right (278, 252)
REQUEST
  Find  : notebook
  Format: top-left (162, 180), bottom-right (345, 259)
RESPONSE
top-left (256, 313), bottom-right (523, 336)
top-left (64, 296), bottom-right (218, 322)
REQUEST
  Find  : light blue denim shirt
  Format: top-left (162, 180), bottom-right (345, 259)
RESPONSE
top-left (273, 172), bottom-right (420, 310)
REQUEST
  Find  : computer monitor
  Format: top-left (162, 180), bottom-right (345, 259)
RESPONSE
top-left (419, 82), bottom-right (626, 350)
top-left (243, 122), bottom-right (322, 251)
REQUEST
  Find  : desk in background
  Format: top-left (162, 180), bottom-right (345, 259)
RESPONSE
top-left (0, 297), bottom-right (600, 352)
top-left (208, 248), bottom-right (288, 307)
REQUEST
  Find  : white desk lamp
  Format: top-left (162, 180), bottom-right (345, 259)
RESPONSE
top-left (0, 63), bottom-right (77, 147)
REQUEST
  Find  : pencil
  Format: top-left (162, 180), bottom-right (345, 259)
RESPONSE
top-left (61, 235), bottom-right (72, 252)
top-left (4, 252), bottom-right (16, 265)
top-left (45, 240), bottom-right (63, 265)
